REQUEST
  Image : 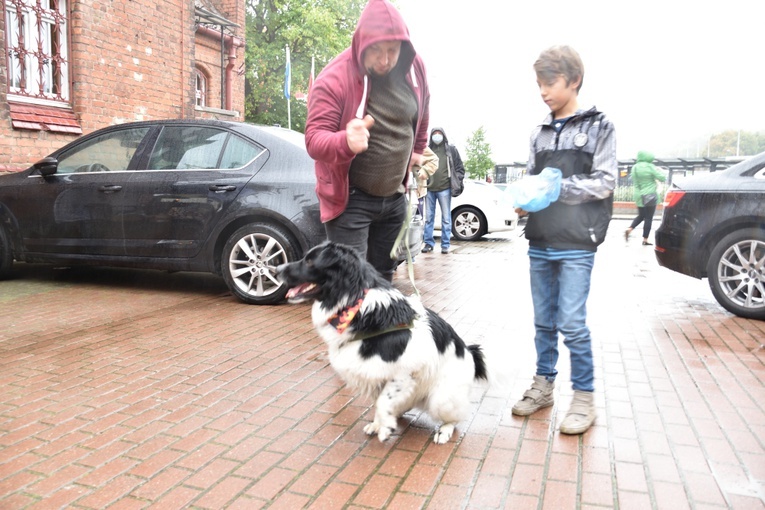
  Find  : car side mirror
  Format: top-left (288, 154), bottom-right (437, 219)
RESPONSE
top-left (33, 157), bottom-right (59, 177)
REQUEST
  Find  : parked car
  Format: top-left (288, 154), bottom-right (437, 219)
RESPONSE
top-left (0, 119), bottom-right (326, 305)
top-left (654, 151), bottom-right (765, 320)
top-left (433, 180), bottom-right (519, 241)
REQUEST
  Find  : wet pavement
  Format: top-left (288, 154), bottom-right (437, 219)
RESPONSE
top-left (1, 219), bottom-right (763, 509)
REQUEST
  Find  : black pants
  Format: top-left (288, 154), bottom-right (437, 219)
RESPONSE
top-left (324, 188), bottom-right (406, 281)
top-left (629, 205), bottom-right (657, 239)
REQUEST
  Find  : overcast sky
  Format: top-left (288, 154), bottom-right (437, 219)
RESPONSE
top-left (397, 0), bottom-right (764, 163)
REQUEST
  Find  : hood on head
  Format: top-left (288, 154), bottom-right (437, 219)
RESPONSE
top-left (429, 126), bottom-right (449, 144)
top-left (351, 0), bottom-right (415, 76)
top-left (636, 150), bottom-right (654, 163)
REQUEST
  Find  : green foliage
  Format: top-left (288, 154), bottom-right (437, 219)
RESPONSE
top-left (706, 130), bottom-right (765, 157)
top-left (614, 185), bottom-right (635, 202)
top-left (464, 126), bottom-right (495, 180)
top-left (614, 185), bottom-right (665, 203)
top-left (244, 0), bottom-right (365, 132)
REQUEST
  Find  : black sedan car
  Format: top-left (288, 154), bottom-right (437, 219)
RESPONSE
top-left (654, 151), bottom-right (765, 320)
top-left (0, 119), bottom-right (326, 305)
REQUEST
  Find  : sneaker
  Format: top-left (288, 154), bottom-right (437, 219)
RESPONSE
top-left (559, 390), bottom-right (596, 435)
top-left (441, 247), bottom-right (449, 254)
top-left (512, 375), bottom-right (555, 416)
top-left (421, 244), bottom-right (434, 253)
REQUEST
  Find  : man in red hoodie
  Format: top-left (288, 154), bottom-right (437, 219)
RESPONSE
top-left (305, 0), bottom-right (430, 282)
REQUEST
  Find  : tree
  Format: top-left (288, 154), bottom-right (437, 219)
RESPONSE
top-left (244, 0), bottom-right (366, 132)
top-left (464, 126), bottom-right (495, 180)
top-left (707, 130), bottom-right (765, 158)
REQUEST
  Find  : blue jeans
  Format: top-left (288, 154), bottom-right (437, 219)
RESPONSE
top-left (324, 187), bottom-right (406, 281)
top-left (529, 254), bottom-right (595, 392)
top-left (423, 188), bottom-right (452, 249)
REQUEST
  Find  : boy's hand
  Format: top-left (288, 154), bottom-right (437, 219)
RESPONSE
top-left (515, 207), bottom-right (529, 217)
top-left (346, 115), bottom-right (375, 154)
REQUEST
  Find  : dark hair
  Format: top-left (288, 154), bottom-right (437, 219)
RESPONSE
top-left (534, 45), bottom-right (584, 93)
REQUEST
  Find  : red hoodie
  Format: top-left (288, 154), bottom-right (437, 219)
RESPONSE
top-left (305, 0), bottom-right (430, 223)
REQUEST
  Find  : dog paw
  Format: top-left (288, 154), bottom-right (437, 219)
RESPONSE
top-left (434, 424), bottom-right (455, 444)
top-left (377, 426), bottom-right (394, 442)
top-left (364, 422), bottom-right (395, 442)
top-left (363, 422), bottom-right (379, 436)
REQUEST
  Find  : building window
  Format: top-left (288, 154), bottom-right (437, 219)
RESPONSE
top-left (194, 69), bottom-right (207, 108)
top-left (5, 0), bottom-right (69, 103)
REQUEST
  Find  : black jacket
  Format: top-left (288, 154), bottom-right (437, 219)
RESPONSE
top-left (427, 127), bottom-right (465, 196)
top-left (525, 107), bottom-right (617, 251)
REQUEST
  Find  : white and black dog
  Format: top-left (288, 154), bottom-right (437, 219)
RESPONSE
top-left (276, 241), bottom-right (489, 444)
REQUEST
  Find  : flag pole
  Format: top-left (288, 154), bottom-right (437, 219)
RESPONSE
top-left (308, 55), bottom-right (315, 106)
top-left (284, 45), bottom-right (291, 130)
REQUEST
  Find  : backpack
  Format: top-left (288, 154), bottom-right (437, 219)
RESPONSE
top-left (449, 146), bottom-right (466, 197)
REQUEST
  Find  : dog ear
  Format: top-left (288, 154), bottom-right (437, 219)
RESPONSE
top-left (313, 242), bottom-right (345, 270)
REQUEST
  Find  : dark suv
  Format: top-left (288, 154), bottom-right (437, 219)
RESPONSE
top-left (654, 151), bottom-right (765, 320)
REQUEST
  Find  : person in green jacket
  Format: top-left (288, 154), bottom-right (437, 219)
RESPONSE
top-left (625, 150), bottom-right (667, 245)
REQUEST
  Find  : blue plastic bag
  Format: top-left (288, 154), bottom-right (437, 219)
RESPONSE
top-left (504, 167), bottom-right (562, 212)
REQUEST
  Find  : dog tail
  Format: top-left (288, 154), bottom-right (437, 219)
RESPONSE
top-left (468, 344), bottom-right (488, 381)
top-left (468, 342), bottom-right (514, 393)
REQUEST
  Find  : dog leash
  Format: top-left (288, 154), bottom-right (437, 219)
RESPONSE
top-left (389, 184), bottom-right (420, 296)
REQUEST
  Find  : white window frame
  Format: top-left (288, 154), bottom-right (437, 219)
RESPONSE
top-left (194, 69), bottom-right (207, 108)
top-left (5, 0), bottom-right (70, 103)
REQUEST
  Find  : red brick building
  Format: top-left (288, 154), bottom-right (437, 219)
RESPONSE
top-left (0, 0), bottom-right (245, 172)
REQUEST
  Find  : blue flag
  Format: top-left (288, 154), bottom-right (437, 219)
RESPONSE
top-left (284, 46), bottom-right (291, 100)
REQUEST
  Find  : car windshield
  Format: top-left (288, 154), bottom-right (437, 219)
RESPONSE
top-left (725, 151), bottom-right (765, 176)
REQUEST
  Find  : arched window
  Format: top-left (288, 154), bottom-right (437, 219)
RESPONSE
top-left (194, 69), bottom-right (207, 107)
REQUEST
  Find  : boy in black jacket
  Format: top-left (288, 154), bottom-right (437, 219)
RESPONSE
top-left (511, 46), bottom-right (617, 435)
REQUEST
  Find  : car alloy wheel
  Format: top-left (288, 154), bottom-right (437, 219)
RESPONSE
top-left (452, 206), bottom-right (486, 241)
top-left (222, 223), bottom-right (298, 305)
top-left (706, 228), bottom-right (765, 320)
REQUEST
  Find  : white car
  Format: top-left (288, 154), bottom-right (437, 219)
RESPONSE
top-left (432, 180), bottom-right (519, 241)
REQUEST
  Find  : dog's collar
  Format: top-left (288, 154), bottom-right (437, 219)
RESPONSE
top-left (327, 289), bottom-right (414, 340)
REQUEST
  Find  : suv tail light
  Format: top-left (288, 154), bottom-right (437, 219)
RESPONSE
top-left (663, 190), bottom-right (685, 208)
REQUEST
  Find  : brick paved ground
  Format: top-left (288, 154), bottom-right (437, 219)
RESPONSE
top-left (1, 219), bottom-right (763, 509)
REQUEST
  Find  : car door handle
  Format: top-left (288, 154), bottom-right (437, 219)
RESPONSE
top-left (98, 185), bottom-right (122, 193)
top-left (209, 185), bottom-right (237, 193)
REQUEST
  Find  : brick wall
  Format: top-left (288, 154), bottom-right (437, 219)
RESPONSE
top-left (0, 0), bottom-right (245, 173)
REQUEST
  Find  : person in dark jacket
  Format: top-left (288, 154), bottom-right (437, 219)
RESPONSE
top-left (625, 150), bottom-right (666, 245)
top-left (304, 0), bottom-right (430, 281)
top-left (421, 127), bottom-right (464, 254)
top-left (511, 45), bottom-right (617, 436)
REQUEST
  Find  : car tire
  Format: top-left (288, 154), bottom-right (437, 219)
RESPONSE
top-left (706, 228), bottom-right (765, 320)
top-left (221, 223), bottom-right (298, 305)
top-left (452, 206), bottom-right (487, 241)
top-left (0, 225), bottom-right (12, 279)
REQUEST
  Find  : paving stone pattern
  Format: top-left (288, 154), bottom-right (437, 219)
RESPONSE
top-left (1, 219), bottom-right (763, 509)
